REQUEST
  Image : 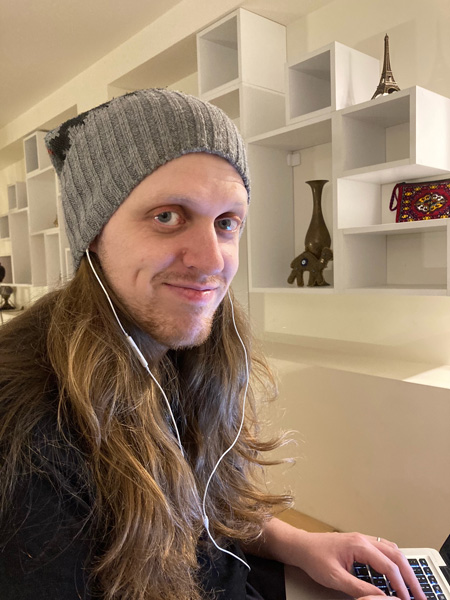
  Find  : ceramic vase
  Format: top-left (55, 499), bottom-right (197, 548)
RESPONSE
top-left (304, 179), bottom-right (331, 258)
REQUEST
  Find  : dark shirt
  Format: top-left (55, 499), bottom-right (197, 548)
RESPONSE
top-left (0, 416), bottom-right (252, 599)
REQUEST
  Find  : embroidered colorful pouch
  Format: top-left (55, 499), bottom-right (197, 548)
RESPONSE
top-left (389, 179), bottom-right (450, 222)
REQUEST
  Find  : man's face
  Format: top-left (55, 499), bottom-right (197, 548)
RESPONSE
top-left (91, 153), bottom-right (248, 350)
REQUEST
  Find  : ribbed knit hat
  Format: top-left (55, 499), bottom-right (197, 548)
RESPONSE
top-left (45, 88), bottom-right (250, 270)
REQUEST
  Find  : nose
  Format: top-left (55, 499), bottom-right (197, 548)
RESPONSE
top-left (181, 223), bottom-right (225, 275)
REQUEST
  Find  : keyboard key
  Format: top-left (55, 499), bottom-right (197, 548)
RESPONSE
top-left (354, 565), bottom-right (370, 576)
top-left (372, 570), bottom-right (384, 577)
top-left (351, 559), bottom-right (449, 600)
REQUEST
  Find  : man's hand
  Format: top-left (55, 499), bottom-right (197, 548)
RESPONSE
top-left (294, 531), bottom-right (425, 600)
top-left (245, 519), bottom-right (426, 600)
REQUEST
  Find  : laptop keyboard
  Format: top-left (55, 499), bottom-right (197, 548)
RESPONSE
top-left (353, 558), bottom-right (447, 600)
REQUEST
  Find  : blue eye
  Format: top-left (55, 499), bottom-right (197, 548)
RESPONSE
top-left (155, 211), bottom-right (182, 226)
top-left (216, 217), bottom-right (240, 232)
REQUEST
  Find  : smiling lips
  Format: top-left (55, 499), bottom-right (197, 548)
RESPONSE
top-left (163, 282), bottom-right (220, 304)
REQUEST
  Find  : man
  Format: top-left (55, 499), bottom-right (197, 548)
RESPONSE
top-left (0, 89), bottom-right (425, 600)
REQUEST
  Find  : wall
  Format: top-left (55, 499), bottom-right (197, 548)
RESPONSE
top-left (264, 356), bottom-right (450, 549)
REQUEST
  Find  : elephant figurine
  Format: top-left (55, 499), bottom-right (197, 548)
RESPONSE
top-left (288, 247), bottom-right (333, 287)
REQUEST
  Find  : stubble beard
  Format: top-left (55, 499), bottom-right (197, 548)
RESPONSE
top-left (133, 272), bottom-right (227, 349)
top-left (135, 302), bottom-right (217, 350)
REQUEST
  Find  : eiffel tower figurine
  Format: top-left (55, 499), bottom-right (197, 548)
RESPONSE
top-left (372, 34), bottom-right (400, 99)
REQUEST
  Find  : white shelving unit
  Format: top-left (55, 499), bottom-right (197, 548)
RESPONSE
top-left (24, 131), bottom-right (62, 288)
top-left (197, 9), bottom-right (287, 139)
top-left (335, 87), bottom-right (450, 294)
top-left (24, 131), bottom-right (52, 175)
top-left (7, 182), bottom-right (27, 210)
top-left (0, 215), bottom-right (9, 240)
top-left (197, 9), bottom-right (288, 305)
top-left (27, 166), bottom-right (58, 235)
top-left (0, 195), bottom-right (14, 286)
top-left (5, 17), bottom-right (450, 303)
top-left (247, 115), bottom-right (333, 291)
top-left (9, 209), bottom-right (31, 285)
top-left (335, 87), bottom-right (450, 181)
top-left (198, 9), bottom-right (285, 97)
top-left (243, 38), bottom-right (450, 296)
top-left (286, 41), bottom-right (379, 124)
top-left (2, 131), bottom-right (72, 293)
top-left (0, 255), bottom-right (13, 284)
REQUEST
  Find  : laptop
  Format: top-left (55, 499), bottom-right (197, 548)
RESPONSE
top-left (285, 545), bottom-right (450, 600)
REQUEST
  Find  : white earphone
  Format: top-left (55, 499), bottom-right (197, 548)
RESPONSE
top-left (85, 249), bottom-right (250, 570)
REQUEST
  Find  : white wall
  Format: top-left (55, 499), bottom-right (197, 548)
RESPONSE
top-left (265, 356), bottom-right (450, 549)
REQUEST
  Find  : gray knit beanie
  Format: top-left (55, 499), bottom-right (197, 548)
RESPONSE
top-left (45, 88), bottom-right (250, 270)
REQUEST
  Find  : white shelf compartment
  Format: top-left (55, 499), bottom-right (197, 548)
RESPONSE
top-left (0, 215), bottom-right (10, 239)
top-left (343, 284), bottom-right (448, 296)
top-left (203, 82), bottom-right (285, 139)
top-left (336, 172), bottom-right (450, 231)
top-left (45, 232), bottom-right (62, 287)
top-left (338, 219), bottom-right (450, 295)
top-left (0, 255), bottom-right (13, 284)
top-left (30, 231), bottom-right (62, 288)
top-left (57, 194), bottom-right (72, 282)
top-left (24, 131), bottom-right (51, 175)
top-left (335, 87), bottom-right (450, 180)
top-left (247, 115), bottom-right (333, 291)
top-left (342, 219), bottom-right (448, 236)
top-left (7, 182), bottom-right (27, 211)
top-left (197, 8), bottom-right (285, 97)
top-left (65, 248), bottom-right (74, 281)
top-left (287, 42), bottom-right (379, 125)
top-left (335, 168), bottom-right (450, 294)
top-left (9, 210), bottom-right (31, 285)
top-left (27, 166), bottom-right (58, 234)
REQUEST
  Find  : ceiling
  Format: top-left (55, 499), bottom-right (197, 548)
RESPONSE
top-left (0, 0), bottom-right (336, 130)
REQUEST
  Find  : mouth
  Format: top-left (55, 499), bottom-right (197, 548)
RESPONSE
top-left (163, 282), bottom-right (220, 304)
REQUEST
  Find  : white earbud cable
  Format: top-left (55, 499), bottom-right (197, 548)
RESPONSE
top-left (201, 290), bottom-right (250, 569)
top-left (85, 249), bottom-right (184, 455)
top-left (86, 250), bottom-right (249, 569)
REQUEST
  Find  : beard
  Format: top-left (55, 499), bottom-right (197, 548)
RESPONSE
top-left (133, 300), bottom-right (218, 350)
top-left (128, 272), bottom-right (227, 350)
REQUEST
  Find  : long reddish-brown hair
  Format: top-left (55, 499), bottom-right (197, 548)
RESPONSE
top-left (0, 255), bottom-right (291, 599)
